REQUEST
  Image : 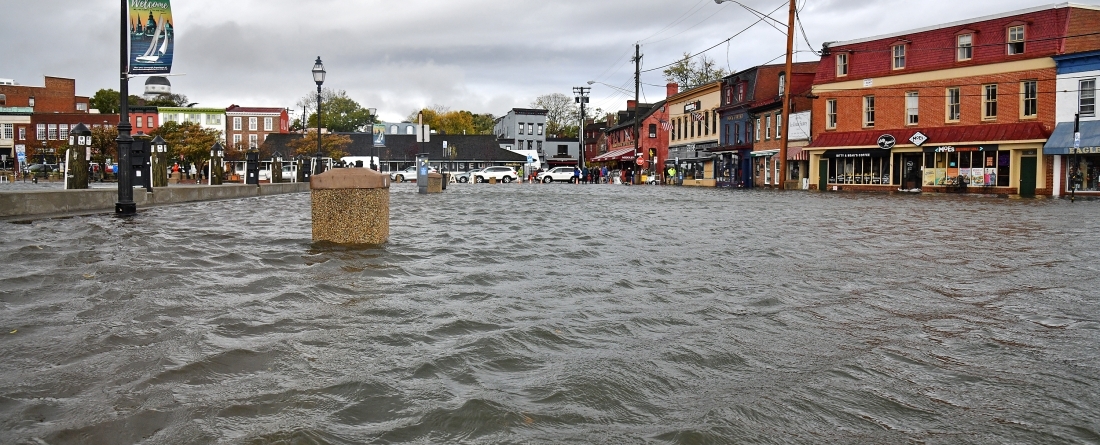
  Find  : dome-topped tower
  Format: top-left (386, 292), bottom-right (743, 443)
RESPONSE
top-left (144, 76), bottom-right (171, 101)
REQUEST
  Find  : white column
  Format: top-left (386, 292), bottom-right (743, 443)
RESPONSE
top-left (1053, 155), bottom-right (1062, 198)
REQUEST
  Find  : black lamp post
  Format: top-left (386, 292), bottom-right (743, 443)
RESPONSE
top-left (115, 0), bottom-right (135, 215)
top-left (312, 56), bottom-right (326, 176)
top-left (369, 107), bottom-right (378, 170)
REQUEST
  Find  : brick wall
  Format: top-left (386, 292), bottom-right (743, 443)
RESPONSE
top-left (0, 77), bottom-right (82, 113)
top-left (812, 68), bottom-right (1057, 137)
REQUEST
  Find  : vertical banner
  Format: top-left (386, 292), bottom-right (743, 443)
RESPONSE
top-left (372, 124), bottom-right (385, 147)
top-left (128, 0), bottom-right (174, 75)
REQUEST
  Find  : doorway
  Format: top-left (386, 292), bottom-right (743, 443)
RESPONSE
top-left (1020, 155), bottom-right (1037, 197)
top-left (902, 154), bottom-right (922, 190)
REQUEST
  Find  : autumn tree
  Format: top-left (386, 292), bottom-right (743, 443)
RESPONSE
top-left (472, 113), bottom-right (495, 135)
top-left (663, 53), bottom-right (728, 92)
top-left (150, 121), bottom-right (222, 164)
top-left (89, 89), bottom-right (146, 114)
top-left (285, 132), bottom-right (353, 160)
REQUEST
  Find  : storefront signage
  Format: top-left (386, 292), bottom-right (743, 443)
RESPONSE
top-left (1068, 147), bottom-right (1100, 154)
top-left (877, 134), bottom-right (896, 149)
top-left (824, 150), bottom-right (890, 158)
top-left (684, 101), bottom-right (701, 113)
top-left (925, 145), bottom-right (998, 153)
top-left (909, 131), bottom-right (928, 146)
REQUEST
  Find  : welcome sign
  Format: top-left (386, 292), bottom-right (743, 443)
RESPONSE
top-left (128, 0), bottom-right (174, 75)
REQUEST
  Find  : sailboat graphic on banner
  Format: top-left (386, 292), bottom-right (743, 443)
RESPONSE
top-left (136, 16), bottom-right (168, 63)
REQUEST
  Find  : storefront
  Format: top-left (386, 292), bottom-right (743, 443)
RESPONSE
top-left (712, 151), bottom-right (743, 187)
top-left (676, 155), bottom-right (715, 187)
top-left (914, 145), bottom-right (1009, 188)
top-left (818, 149), bottom-right (892, 189)
top-left (1045, 120), bottom-right (1100, 197)
top-left (751, 149), bottom-right (780, 187)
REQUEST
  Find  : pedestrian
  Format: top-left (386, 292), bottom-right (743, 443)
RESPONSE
top-left (573, 166), bottom-right (580, 184)
top-left (581, 166), bottom-right (589, 184)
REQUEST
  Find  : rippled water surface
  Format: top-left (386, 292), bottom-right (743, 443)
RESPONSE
top-left (2, 184), bottom-right (1099, 444)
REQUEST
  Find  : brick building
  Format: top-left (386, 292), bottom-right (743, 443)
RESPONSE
top-left (1044, 49), bottom-right (1100, 197)
top-left (130, 106), bottom-right (160, 137)
top-left (717, 62), bottom-right (817, 188)
top-left (0, 76), bottom-right (90, 114)
top-left (806, 3), bottom-right (1100, 195)
top-left (667, 81), bottom-right (721, 186)
top-left (225, 105), bottom-right (290, 151)
top-left (594, 95), bottom-right (669, 183)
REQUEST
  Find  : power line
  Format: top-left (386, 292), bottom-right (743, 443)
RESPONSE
top-left (638, 0), bottom-right (711, 44)
top-left (642, 2), bottom-right (787, 74)
top-left (814, 72), bottom-right (1100, 95)
top-left (830, 30), bottom-right (1100, 55)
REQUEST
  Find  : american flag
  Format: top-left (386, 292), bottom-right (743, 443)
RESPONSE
top-left (660, 119), bottom-right (672, 131)
top-left (692, 112), bottom-right (705, 121)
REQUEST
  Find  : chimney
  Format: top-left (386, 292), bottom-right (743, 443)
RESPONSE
top-left (627, 100), bottom-right (637, 110)
top-left (667, 83), bottom-right (679, 98)
top-left (607, 113), bottom-right (616, 126)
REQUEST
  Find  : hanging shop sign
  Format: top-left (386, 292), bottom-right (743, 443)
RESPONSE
top-left (684, 101), bottom-right (702, 113)
top-left (128, 0), bottom-right (175, 75)
top-left (877, 134), bottom-right (896, 149)
top-left (909, 131), bottom-right (928, 146)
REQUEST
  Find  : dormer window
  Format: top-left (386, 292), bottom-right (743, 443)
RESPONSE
top-left (1007, 25), bottom-right (1025, 55)
top-left (778, 73), bottom-right (786, 96)
top-left (892, 44), bottom-right (907, 70)
top-left (736, 83), bottom-right (745, 102)
top-left (957, 34), bottom-right (973, 61)
top-left (836, 53), bottom-right (848, 77)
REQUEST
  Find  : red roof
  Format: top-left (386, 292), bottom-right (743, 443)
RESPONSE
top-left (808, 122), bottom-right (1052, 148)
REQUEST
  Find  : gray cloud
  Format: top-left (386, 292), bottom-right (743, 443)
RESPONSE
top-left (1, 0), bottom-right (1072, 122)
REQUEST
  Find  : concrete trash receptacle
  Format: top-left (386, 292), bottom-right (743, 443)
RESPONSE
top-left (310, 168), bottom-right (390, 244)
top-left (427, 172), bottom-right (443, 193)
top-left (489, 177), bottom-right (497, 184)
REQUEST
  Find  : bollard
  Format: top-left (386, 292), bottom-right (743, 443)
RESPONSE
top-left (441, 172), bottom-right (449, 190)
top-left (310, 168), bottom-right (390, 244)
top-left (427, 172), bottom-right (443, 193)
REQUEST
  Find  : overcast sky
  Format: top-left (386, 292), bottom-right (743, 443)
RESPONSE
top-left (1, 0), bottom-right (1082, 122)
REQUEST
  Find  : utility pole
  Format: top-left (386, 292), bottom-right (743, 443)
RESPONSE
top-left (573, 86), bottom-right (590, 169)
top-left (778, 0), bottom-right (797, 190)
top-left (633, 43), bottom-right (641, 184)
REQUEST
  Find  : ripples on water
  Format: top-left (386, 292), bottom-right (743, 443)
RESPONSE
top-left (1, 184), bottom-right (1099, 444)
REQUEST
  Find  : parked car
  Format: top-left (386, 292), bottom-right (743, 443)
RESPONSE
top-left (474, 166), bottom-right (518, 183)
top-left (390, 165), bottom-right (436, 182)
top-left (453, 169), bottom-right (477, 183)
top-left (536, 166), bottom-right (577, 183)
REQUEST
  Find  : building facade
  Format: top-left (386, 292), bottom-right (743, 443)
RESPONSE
top-left (1, 107), bottom-right (32, 169)
top-left (1044, 49), bottom-right (1100, 197)
top-left (595, 96), bottom-right (669, 182)
top-left (159, 107), bottom-right (226, 143)
top-left (807, 4), bottom-right (1100, 195)
top-left (667, 81), bottom-right (722, 186)
top-left (130, 106), bottom-right (160, 137)
top-left (0, 76), bottom-right (90, 114)
top-left (225, 105), bottom-right (290, 151)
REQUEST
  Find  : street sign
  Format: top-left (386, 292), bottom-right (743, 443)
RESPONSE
top-left (909, 131), bottom-right (928, 146)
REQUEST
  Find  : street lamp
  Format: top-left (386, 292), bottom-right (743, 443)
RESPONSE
top-left (312, 56), bottom-right (326, 176)
top-left (368, 107), bottom-right (378, 170)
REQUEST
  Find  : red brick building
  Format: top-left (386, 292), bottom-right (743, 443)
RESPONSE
top-left (0, 76), bottom-right (90, 114)
top-left (806, 3), bottom-right (1100, 195)
top-left (225, 105), bottom-right (290, 151)
top-left (594, 97), bottom-right (669, 182)
top-left (130, 106), bottom-right (160, 137)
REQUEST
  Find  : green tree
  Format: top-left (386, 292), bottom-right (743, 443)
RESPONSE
top-left (472, 113), bottom-right (495, 135)
top-left (150, 121), bottom-right (221, 164)
top-left (286, 132), bottom-right (353, 159)
top-left (145, 93), bottom-right (190, 107)
top-left (298, 89), bottom-right (375, 133)
top-left (532, 93), bottom-right (579, 137)
top-left (663, 53), bottom-right (728, 92)
top-left (89, 89), bottom-right (147, 113)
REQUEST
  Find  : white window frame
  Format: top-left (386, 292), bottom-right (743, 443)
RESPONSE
top-left (19, 126), bottom-right (26, 140)
top-left (232, 134), bottom-right (242, 146)
top-left (983, 84), bottom-right (998, 120)
top-left (836, 53), bottom-right (848, 77)
top-left (48, 124), bottom-right (58, 140)
top-left (755, 118), bottom-right (761, 141)
top-left (248, 134), bottom-right (258, 149)
top-left (264, 117), bottom-right (273, 131)
top-left (892, 44), bottom-right (906, 70)
top-left (248, 117), bottom-right (258, 131)
top-left (59, 124), bottom-right (69, 141)
top-left (136, 116), bottom-right (143, 128)
top-left (37, 124), bottom-right (46, 140)
top-left (1080, 79), bottom-right (1096, 117)
top-left (906, 92), bottom-right (919, 125)
top-left (765, 115), bottom-right (772, 140)
top-left (1021, 80), bottom-right (1038, 118)
top-left (776, 113), bottom-right (782, 138)
top-left (517, 122), bottom-right (524, 135)
top-left (957, 34), bottom-right (973, 61)
top-left (778, 73), bottom-right (786, 96)
top-left (1007, 25), bottom-right (1025, 55)
top-left (863, 96), bottom-right (875, 128)
top-left (76, 102), bottom-right (87, 111)
top-left (1, 123), bottom-right (13, 140)
top-left (233, 117), bottom-right (242, 131)
top-left (947, 87), bottom-right (961, 122)
top-left (537, 123), bottom-right (544, 135)
top-left (826, 99), bottom-right (837, 129)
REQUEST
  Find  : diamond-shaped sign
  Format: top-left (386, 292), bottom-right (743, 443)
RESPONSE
top-left (909, 131), bottom-right (928, 146)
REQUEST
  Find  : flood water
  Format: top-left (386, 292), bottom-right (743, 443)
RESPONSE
top-left (1, 184), bottom-right (1098, 444)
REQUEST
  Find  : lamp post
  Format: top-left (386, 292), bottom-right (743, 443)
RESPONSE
top-left (116, 0), bottom-right (135, 215)
top-left (312, 56), bottom-right (327, 176)
top-left (717, 0), bottom-right (795, 189)
top-left (368, 107), bottom-right (378, 170)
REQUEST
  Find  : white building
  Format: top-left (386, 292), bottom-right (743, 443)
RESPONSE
top-left (1045, 50), bottom-right (1100, 197)
top-left (158, 107), bottom-right (226, 142)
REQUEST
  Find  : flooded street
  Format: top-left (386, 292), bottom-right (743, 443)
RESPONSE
top-left (1, 184), bottom-right (1098, 444)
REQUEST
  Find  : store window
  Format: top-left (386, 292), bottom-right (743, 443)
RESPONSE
top-left (825, 153), bottom-right (890, 185)
top-left (1068, 156), bottom-right (1100, 191)
top-left (922, 148), bottom-right (1009, 187)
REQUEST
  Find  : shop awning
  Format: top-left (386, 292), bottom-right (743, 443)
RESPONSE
top-left (787, 145), bottom-right (808, 161)
top-left (750, 149), bottom-right (779, 157)
top-left (807, 122), bottom-right (1051, 148)
top-left (591, 147), bottom-right (636, 162)
top-left (1044, 121), bottom-right (1100, 155)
